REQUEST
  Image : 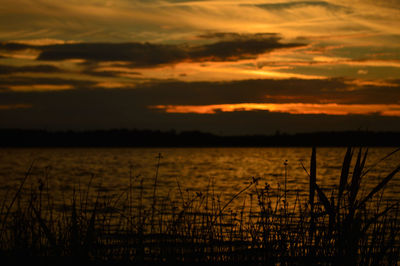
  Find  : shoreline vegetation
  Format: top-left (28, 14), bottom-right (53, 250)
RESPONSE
top-left (0, 147), bottom-right (400, 265)
top-left (1, 129), bottom-right (400, 147)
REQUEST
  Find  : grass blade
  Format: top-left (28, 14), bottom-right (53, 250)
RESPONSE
top-left (84, 194), bottom-right (98, 256)
top-left (358, 164), bottom-right (400, 208)
top-left (70, 193), bottom-right (80, 258)
top-left (362, 147), bottom-right (400, 177)
top-left (337, 147), bottom-right (352, 210)
top-left (0, 161), bottom-right (34, 236)
top-left (349, 148), bottom-right (363, 207)
top-left (360, 148), bottom-right (368, 174)
top-left (309, 147), bottom-right (316, 211)
top-left (315, 183), bottom-right (334, 216)
top-left (32, 204), bottom-right (57, 249)
top-left (361, 202), bottom-right (399, 235)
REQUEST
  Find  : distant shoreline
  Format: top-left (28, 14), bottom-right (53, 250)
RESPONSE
top-left (1, 129), bottom-right (400, 147)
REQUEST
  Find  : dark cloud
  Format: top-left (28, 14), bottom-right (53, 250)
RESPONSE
top-left (164, 0), bottom-right (207, 2)
top-left (1, 34), bottom-right (305, 67)
top-left (1, 77), bottom-right (399, 104)
top-left (0, 76), bottom-right (96, 90)
top-left (82, 69), bottom-right (141, 78)
top-left (137, 0), bottom-right (207, 2)
top-left (38, 43), bottom-right (188, 67)
top-left (129, 78), bottom-right (400, 105)
top-left (0, 64), bottom-right (61, 75)
top-left (129, 78), bottom-right (343, 105)
top-left (197, 32), bottom-right (279, 40)
top-left (251, 1), bottom-right (350, 12)
top-left (188, 35), bottom-right (302, 62)
top-left (0, 42), bottom-right (31, 51)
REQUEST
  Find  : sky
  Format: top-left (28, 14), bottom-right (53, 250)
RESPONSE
top-left (0, 0), bottom-right (400, 135)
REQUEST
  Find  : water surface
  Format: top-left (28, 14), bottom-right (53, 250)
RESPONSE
top-left (1, 147), bottom-right (399, 208)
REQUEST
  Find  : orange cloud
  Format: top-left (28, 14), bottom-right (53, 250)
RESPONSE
top-left (11, 39), bottom-right (77, 46)
top-left (9, 84), bottom-right (73, 92)
top-left (151, 103), bottom-right (400, 117)
top-left (344, 79), bottom-right (398, 87)
top-left (0, 48), bottom-right (40, 60)
top-left (0, 104), bottom-right (32, 110)
top-left (258, 59), bottom-right (400, 68)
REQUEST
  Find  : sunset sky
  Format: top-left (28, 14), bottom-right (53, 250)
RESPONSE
top-left (1, 0), bottom-right (400, 134)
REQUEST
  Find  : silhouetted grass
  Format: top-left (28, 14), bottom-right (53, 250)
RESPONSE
top-left (0, 147), bottom-right (399, 265)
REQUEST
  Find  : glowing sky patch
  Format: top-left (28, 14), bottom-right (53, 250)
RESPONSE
top-left (95, 82), bottom-right (130, 89)
top-left (152, 103), bottom-right (400, 117)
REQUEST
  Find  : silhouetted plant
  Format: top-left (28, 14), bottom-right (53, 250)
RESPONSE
top-left (0, 147), bottom-right (399, 265)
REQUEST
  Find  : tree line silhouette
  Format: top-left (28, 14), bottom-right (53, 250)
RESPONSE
top-left (1, 129), bottom-right (400, 147)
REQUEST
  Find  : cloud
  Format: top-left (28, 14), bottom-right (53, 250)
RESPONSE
top-left (0, 104), bottom-right (32, 110)
top-left (188, 34), bottom-right (303, 62)
top-left (83, 68), bottom-right (141, 78)
top-left (257, 58), bottom-right (400, 68)
top-left (252, 1), bottom-right (350, 12)
top-left (1, 76), bottom-right (399, 104)
top-left (0, 42), bottom-right (40, 59)
top-left (128, 78), bottom-right (400, 105)
top-left (0, 42), bottom-right (31, 51)
top-left (37, 42), bottom-right (188, 66)
top-left (0, 76), bottom-right (96, 91)
top-left (0, 0), bottom-right (398, 45)
top-left (8, 84), bottom-right (74, 92)
top-left (0, 67), bottom-right (400, 105)
top-left (1, 34), bottom-right (305, 67)
top-left (0, 64), bottom-right (62, 75)
top-left (197, 32), bottom-right (279, 40)
top-left (10, 39), bottom-right (77, 46)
